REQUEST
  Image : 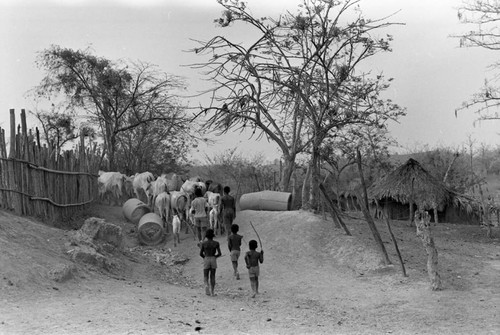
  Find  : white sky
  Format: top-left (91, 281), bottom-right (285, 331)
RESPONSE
top-left (1, 0), bottom-right (499, 162)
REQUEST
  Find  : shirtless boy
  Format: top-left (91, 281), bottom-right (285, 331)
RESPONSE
top-left (244, 239), bottom-right (264, 298)
top-left (227, 224), bottom-right (243, 280)
top-left (199, 229), bottom-right (222, 296)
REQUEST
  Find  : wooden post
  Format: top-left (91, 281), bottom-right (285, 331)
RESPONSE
top-left (319, 183), bottom-right (351, 235)
top-left (0, 128), bottom-right (6, 208)
top-left (356, 148), bottom-right (391, 265)
top-left (380, 200), bottom-right (407, 277)
top-left (20, 110), bottom-right (29, 215)
top-left (408, 177), bottom-right (415, 226)
top-left (433, 205), bottom-right (439, 224)
top-left (9, 109), bottom-right (15, 158)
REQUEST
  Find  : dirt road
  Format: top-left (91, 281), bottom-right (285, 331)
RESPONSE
top-left (1, 206), bottom-right (499, 334)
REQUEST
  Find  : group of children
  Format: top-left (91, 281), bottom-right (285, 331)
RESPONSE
top-left (199, 224), bottom-right (264, 298)
top-left (188, 185), bottom-right (264, 297)
top-left (190, 186), bottom-right (237, 244)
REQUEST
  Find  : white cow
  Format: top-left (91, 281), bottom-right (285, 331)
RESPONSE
top-left (180, 179), bottom-right (207, 199)
top-left (132, 171), bottom-right (155, 206)
top-left (171, 214), bottom-right (181, 247)
top-left (98, 171), bottom-right (128, 206)
top-left (206, 191), bottom-right (221, 235)
top-left (155, 191), bottom-right (171, 227)
top-left (150, 174), bottom-right (169, 208)
top-left (170, 190), bottom-right (196, 239)
top-left (166, 173), bottom-right (183, 192)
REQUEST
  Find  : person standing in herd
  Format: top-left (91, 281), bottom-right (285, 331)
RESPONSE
top-left (221, 186), bottom-right (236, 236)
top-left (227, 224), bottom-right (243, 280)
top-left (244, 239), bottom-right (264, 298)
top-left (190, 187), bottom-right (209, 245)
top-left (199, 229), bottom-right (222, 296)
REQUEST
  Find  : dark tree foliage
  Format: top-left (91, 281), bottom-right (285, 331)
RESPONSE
top-left (31, 45), bottom-right (193, 171)
top-left (31, 108), bottom-right (78, 156)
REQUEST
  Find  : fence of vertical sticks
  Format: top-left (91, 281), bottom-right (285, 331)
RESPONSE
top-left (0, 109), bottom-right (101, 224)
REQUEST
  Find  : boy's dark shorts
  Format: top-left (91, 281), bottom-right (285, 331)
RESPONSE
top-left (248, 266), bottom-right (259, 278)
top-left (230, 250), bottom-right (240, 262)
top-left (204, 256), bottom-right (217, 270)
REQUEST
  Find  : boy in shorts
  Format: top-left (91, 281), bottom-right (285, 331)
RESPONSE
top-left (227, 224), bottom-right (243, 280)
top-left (190, 187), bottom-right (209, 245)
top-left (220, 186), bottom-right (236, 236)
top-left (244, 239), bottom-right (264, 298)
top-left (199, 229), bottom-right (222, 296)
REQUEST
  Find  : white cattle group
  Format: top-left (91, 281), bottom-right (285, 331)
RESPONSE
top-left (97, 171), bottom-right (134, 206)
top-left (97, 171), bottom-right (224, 245)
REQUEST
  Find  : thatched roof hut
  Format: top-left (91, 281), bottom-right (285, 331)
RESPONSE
top-left (369, 158), bottom-right (450, 210)
top-left (368, 158), bottom-right (490, 224)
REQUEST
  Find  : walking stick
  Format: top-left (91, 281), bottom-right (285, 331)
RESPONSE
top-left (249, 221), bottom-right (263, 251)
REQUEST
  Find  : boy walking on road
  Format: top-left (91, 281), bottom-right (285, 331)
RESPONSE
top-left (199, 229), bottom-right (222, 296)
top-left (244, 239), bottom-right (264, 298)
top-left (190, 187), bottom-right (209, 244)
top-left (227, 224), bottom-right (243, 280)
top-left (220, 186), bottom-right (236, 236)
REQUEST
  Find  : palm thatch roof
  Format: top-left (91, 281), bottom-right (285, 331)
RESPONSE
top-left (368, 158), bottom-right (450, 209)
top-left (450, 191), bottom-right (487, 215)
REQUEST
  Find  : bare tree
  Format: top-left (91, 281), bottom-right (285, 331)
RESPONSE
top-left (30, 108), bottom-right (78, 156)
top-left (202, 148), bottom-right (278, 198)
top-left (455, 1), bottom-right (500, 122)
top-left (31, 45), bottom-right (191, 171)
top-left (190, 0), bottom-right (404, 198)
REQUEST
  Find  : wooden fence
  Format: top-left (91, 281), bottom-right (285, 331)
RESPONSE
top-left (0, 109), bottom-right (101, 225)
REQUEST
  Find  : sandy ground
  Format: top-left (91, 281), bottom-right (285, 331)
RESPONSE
top-left (1, 204), bottom-right (500, 335)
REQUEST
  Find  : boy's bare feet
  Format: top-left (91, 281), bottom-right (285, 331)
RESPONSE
top-left (205, 286), bottom-right (210, 295)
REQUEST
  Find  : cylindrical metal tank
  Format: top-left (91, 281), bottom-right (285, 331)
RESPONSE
top-left (122, 198), bottom-right (150, 224)
top-left (137, 212), bottom-right (165, 246)
top-left (239, 190), bottom-right (292, 211)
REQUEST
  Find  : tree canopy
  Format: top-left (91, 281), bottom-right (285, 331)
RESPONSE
top-left (456, 0), bottom-right (500, 122)
top-left (191, 0), bottom-right (405, 208)
top-left (31, 45), bottom-right (194, 172)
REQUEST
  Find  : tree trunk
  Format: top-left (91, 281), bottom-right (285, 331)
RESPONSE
top-left (309, 144), bottom-right (321, 211)
top-left (108, 134), bottom-right (118, 171)
top-left (253, 167), bottom-right (261, 191)
top-left (280, 154), bottom-right (296, 192)
top-left (301, 164), bottom-right (311, 210)
top-left (356, 148), bottom-right (391, 265)
top-left (478, 184), bottom-right (493, 238)
top-left (415, 210), bottom-right (442, 290)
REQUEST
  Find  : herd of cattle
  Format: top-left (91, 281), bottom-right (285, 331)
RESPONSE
top-left (97, 171), bottom-right (225, 236)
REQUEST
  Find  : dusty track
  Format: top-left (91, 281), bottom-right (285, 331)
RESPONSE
top-left (1, 205), bottom-right (499, 334)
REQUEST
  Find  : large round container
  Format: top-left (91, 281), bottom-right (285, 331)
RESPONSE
top-left (239, 190), bottom-right (292, 211)
top-left (122, 198), bottom-right (150, 224)
top-left (138, 213), bottom-right (165, 246)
